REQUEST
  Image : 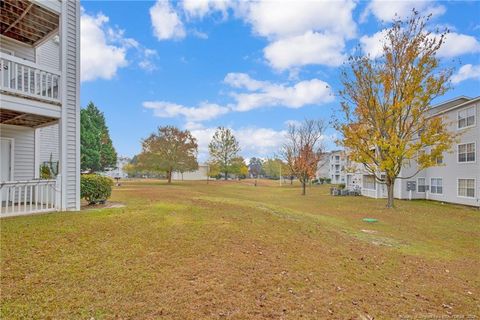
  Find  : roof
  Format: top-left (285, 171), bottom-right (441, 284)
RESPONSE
top-left (429, 96), bottom-right (480, 117)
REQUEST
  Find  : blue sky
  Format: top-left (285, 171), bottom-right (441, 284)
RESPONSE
top-left (80, 0), bottom-right (480, 160)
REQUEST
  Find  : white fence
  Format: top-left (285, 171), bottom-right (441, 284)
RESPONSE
top-left (0, 179), bottom-right (60, 217)
top-left (0, 53), bottom-right (61, 104)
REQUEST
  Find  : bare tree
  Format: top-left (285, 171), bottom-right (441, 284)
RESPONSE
top-left (281, 119), bottom-right (326, 195)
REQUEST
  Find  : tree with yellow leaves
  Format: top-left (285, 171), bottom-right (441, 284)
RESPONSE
top-left (336, 11), bottom-right (456, 208)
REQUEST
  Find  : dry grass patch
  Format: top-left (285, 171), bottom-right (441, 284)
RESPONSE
top-left (1, 179), bottom-right (479, 319)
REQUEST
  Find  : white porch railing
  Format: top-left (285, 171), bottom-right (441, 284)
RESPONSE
top-left (0, 179), bottom-right (60, 217)
top-left (0, 53), bottom-right (61, 104)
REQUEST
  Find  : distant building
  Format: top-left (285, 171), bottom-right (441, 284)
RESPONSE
top-left (172, 163), bottom-right (209, 180)
top-left (102, 156), bottom-right (131, 179)
top-left (316, 150), bottom-right (347, 184)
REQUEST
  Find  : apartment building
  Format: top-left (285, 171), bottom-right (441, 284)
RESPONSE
top-left (316, 150), bottom-right (347, 184)
top-left (1, 0), bottom-right (80, 217)
top-left (346, 96), bottom-right (480, 207)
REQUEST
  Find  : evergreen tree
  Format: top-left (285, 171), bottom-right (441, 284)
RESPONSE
top-left (80, 102), bottom-right (117, 172)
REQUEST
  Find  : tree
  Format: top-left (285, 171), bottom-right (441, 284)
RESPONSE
top-left (248, 157), bottom-right (263, 186)
top-left (177, 155), bottom-right (199, 180)
top-left (137, 126), bottom-right (198, 184)
top-left (208, 127), bottom-right (241, 180)
top-left (262, 158), bottom-right (284, 180)
top-left (230, 156), bottom-right (248, 179)
top-left (80, 102), bottom-right (117, 173)
top-left (281, 119), bottom-right (325, 195)
top-left (335, 12), bottom-right (455, 208)
top-left (206, 160), bottom-right (221, 179)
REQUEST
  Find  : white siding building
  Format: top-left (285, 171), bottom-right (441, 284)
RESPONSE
top-left (102, 156), bottom-right (131, 179)
top-left (172, 163), bottom-right (209, 181)
top-left (1, 0), bottom-right (80, 216)
top-left (316, 150), bottom-right (347, 184)
top-left (345, 96), bottom-right (480, 207)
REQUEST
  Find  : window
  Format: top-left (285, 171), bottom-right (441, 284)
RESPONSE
top-left (363, 175), bottom-right (376, 190)
top-left (417, 178), bottom-right (427, 192)
top-left (458, 179), bottom-right (475, 198)
top-left (458, 143), bottom-right (476, 163)
top-left (458, 107), bottom-right (476, 129)
top-left (431, 178), bottom-right (443, 194)
top-left (436, 155), bottom-right (443, 164)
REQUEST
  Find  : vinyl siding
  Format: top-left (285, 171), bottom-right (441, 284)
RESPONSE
top-left (36, 36), bottom-right (60, 70)
top-left (60, 0), bottom-right (80, 211)
top-left (0, 36), bottom-right (35, 61)
top-left (38, 124), bottom-right (59, 164)
top-left (0, 124), bottom-right (35, 181)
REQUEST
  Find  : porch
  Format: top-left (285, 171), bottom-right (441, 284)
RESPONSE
top-left (1, 122), bottom-right (61, 217)
top-left (0, 178), bottom-right (60, 217)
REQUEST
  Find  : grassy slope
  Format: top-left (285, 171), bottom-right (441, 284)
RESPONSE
top-left (1, 180), bottom-right (479, 319)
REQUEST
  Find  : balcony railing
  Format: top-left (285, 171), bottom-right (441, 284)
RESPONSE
top-left (0, 179), bottom-right (60, 217)
top-left (0, 53), bottom-right (61, 104)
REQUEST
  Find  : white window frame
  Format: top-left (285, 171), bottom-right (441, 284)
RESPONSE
top-left (457, 178), bottom-right (476, 199)
top-left (363, 175), bottom-right (376, 190)
top-left (430, 178), bottom-right (443, 195)
top-left (457, 106), bottom-right (476, 130)
top-left (457, 142), bottom-right (476, 164)
top-left (417, 177), bottom-right (426, 193)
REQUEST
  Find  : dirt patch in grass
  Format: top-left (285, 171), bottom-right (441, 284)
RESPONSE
top-left (1, 180), bottom-right (479, 319)
top-left (81, 201), bottom-right (126, 211)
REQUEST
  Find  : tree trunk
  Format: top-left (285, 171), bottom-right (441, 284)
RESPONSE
top-left (302, 180), bottom-right (306, 195)
top-left (386, 180), bottom-right (395, 208)
top-left (224, 171), bottom-right (228, 180)
top-left (290, 177), bottom-right (293, 185)
top-left (167, 170), bottom-right (172, 184)
top-left (254, 178), bottom-right (257, 187)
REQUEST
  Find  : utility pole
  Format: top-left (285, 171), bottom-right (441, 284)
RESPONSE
top-left (279, 162), bottom-right (282, 186)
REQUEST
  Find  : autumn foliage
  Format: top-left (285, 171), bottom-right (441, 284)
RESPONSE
top-left (281, 119), bottom-right (325, 195)
top-left (336, 12), bottom-right (456, 207)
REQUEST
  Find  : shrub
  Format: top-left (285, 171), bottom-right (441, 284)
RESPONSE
top-left (338, 183), bottom-right (346, 190)
top-left (80, 174), bottom-right (113, 205)
top-left (39, 164), bottom-right (53, 179)
top-left (325, 178), bottom-right (332, 184)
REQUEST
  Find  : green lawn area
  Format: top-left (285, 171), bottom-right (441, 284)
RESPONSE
top-left (1, 179), bottom-right (479, 319)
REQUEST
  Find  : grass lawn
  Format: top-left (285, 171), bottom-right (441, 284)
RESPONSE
top-left (1, 179), bottom-right (479, 319)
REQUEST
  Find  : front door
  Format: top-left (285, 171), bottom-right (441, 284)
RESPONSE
top-left (1, 138), bottom-right (13, 203)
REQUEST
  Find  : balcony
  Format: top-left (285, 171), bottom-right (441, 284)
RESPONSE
top-left (0, 0), bottom-right (60, 46)
top-left (0, 52), bottom-right (61, 105)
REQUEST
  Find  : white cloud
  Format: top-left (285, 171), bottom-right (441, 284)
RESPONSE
top-left (264, 31), bottom-right (346, 70)
top-left (244, 0), bottom-right (357, 39)
top-left (360, 30), bottom-right (388, 59)
top-left (361, 0), bottom-right (446, 23)
top-left (224, 72), bottom-right (269, 91)
top-left (190, 126), bottom-right (286, 160)
top-left (182, 0), bottom-right (232, 19)
top-left (451, 64), bottom-right (480, 84)
top-left (143, 101), bottom-right (230, 122)
top-left (360, 30), bottom-right (480, 59)
top-left (225, 73), bottom-right (333, 112)
top-left (436, 32), bottom-right (480, 58)
top-left (81, 12), bottom-right (127, 82)
top-left (81, 10), bottom-right (158, 82)
top-left (150, 0), bottom-right (185, 40)
top-left (235, 127), bottom-right (286, 156)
